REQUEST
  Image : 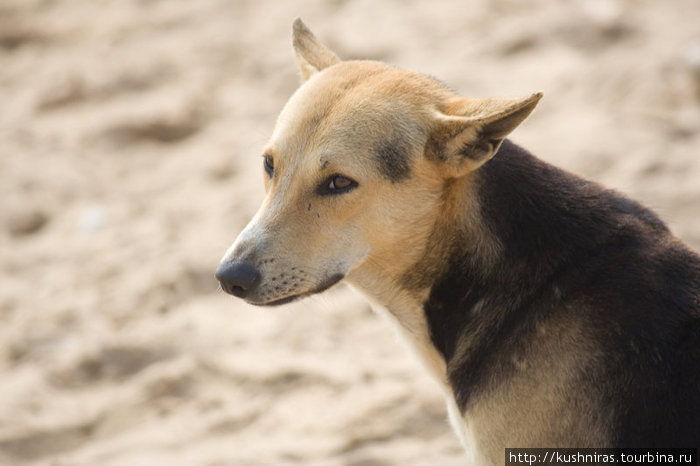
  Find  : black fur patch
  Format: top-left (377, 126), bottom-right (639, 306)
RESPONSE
top-left (375, 138), bottom-right (411, 182)
top-left (422, 140), bottom-right (700, 445)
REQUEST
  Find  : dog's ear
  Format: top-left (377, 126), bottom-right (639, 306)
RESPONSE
top-left (427, 92), bottom-right (542, 177)
top-left (292, 18), bottom-right (340, 82)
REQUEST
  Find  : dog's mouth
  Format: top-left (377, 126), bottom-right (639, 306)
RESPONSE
top-left (252, 273), bottom-right (345, 307)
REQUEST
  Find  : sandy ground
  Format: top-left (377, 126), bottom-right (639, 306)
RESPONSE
top-left (0, 0), bottom-right (698, 464)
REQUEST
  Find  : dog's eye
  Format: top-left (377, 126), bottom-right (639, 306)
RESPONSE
top-left (263, 155), bottom-right (274, 177)
top-left (329, 176), bottom-right (353, 190)
top-left (319, 175), bottom-right (357, 195)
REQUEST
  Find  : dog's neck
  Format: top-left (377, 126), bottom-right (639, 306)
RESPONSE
top-left (346, 275), bottom-right (451, 389)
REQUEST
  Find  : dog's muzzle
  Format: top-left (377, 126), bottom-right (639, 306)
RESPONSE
top-left (215, 261), bottom-right (261, 299)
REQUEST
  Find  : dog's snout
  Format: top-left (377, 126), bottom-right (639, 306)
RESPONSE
top-left (215, 261), bottom-right (261, 298)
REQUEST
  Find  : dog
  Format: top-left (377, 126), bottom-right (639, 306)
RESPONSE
top-left (216, 18), bottom-right (700, 463)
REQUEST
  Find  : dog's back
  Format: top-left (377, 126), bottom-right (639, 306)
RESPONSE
top-left (427, 140), bottom-right (700, 452)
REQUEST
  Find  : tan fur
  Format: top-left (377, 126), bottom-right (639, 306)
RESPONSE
top-left (466, 312), bottom-right (613, 460)
top-left (427, 93), bottom-right (542, 177)
top-left (292, 18), bottom-right (340, 81)
top-left (219, 19), bottom-right (542, 463)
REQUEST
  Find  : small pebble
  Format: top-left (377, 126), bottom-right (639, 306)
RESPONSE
top-left (78, 206), bottom-right (106, 233)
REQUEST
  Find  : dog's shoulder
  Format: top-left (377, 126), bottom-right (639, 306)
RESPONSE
top-left (425, 138), bottom-right (700, 408)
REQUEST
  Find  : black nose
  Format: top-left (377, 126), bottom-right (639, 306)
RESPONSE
top-left (215, 261), bottom-right (261, 298)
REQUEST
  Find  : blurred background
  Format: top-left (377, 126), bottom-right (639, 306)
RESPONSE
top-left (0, 0), bottom-right (698, 464)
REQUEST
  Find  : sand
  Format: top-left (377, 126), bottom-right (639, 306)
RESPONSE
top-left (0, 0), bottom-right (698, 464)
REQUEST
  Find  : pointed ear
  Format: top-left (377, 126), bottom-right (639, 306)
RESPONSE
top-left (292, 18), bottom-right (341, 82)
top-left (427, 92), bottom-right (542, 177)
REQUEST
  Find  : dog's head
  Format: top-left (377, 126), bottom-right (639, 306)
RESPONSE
top-left (216, 19), bottom-right (541, 305)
